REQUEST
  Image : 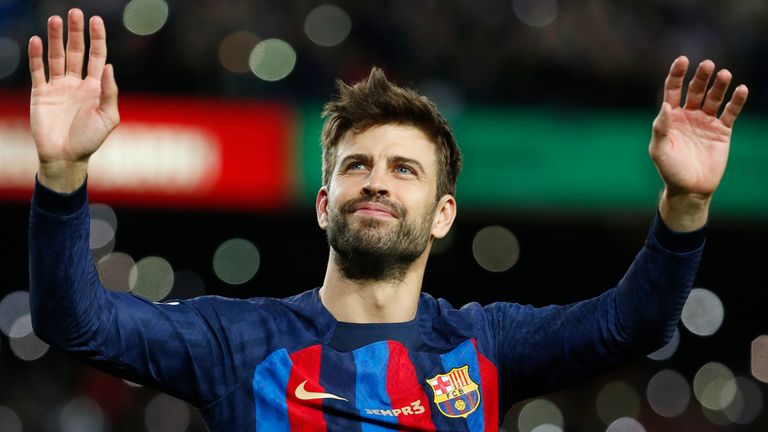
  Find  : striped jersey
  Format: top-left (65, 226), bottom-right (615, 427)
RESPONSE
top-left (28, 179), bottom-right (706, 431)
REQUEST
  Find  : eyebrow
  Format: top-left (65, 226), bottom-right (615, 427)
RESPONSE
top-left (338, 153), bottom-right (426, 175)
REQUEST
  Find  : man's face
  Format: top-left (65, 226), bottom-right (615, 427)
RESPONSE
top-left (316, 124), bottom-right (454, 281)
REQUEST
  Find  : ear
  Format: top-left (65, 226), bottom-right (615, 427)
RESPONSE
top-left (316, 186), bottom-right (330, 230)
top-left (431, 194), bottom-right (457, 239)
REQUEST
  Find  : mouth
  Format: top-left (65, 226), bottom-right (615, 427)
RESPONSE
top-left (351, 203), bottom-right (398, 219)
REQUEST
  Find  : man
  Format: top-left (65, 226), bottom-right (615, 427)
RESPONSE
top-left (28, 8), bottom-right (748, 432)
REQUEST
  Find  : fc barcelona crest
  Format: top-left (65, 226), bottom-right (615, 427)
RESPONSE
top-left (426, 365), bottom-right (480, 418)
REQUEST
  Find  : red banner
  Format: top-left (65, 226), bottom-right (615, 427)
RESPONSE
top-left (0, 92), bottom-right (293, 210)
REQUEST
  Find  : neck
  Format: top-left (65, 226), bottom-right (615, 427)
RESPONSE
top-left (319, 249), bottom-right (429, 323)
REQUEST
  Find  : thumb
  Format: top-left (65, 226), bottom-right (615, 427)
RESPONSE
top-left (651, 102), bottom-right (671, 141)
top-left (100, 64), bottom-right (120, 127)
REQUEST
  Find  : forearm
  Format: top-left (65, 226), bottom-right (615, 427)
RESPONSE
top-left (28, 177), bottom-right (105, 347)
top-left (658, 187), bottom-right (711, 232)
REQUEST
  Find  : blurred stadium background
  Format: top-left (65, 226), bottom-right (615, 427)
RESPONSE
top-left (1, 0), bottom-right (767, 431)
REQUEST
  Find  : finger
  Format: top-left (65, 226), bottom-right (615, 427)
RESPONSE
top-left (720, 84), bottom-right (749, 128)
top-left (663, 56), bottom-right (689, 107)
top-left (47, 15), bottom-right (65, 80)
top-left (28, 36), bottom-right (46, 88)
top-left (100, 64), bottom-right (120, 124)
top-left (65, 8), bottom-right (85, 77)
top-left (684, 60), bottom-right (715, 110)
top-left (702, 69), bottom-right (732, 116)
top-left (86, 16), bottom-right (107, 80)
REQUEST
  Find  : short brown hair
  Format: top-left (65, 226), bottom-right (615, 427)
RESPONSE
top-left (320, 67), bottom-right (462, 199)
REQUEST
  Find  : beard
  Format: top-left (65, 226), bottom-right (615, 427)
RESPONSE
top-left (326, 195), bottom-right (436, 283)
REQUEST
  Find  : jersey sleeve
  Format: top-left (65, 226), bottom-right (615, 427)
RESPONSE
top-left (28, 178), bottom-right (258, 408)
top-left (485, 212), bottom-right (705, 404)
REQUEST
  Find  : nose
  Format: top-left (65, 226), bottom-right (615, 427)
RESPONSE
top-left (361, 166), bottom-right (389, 197)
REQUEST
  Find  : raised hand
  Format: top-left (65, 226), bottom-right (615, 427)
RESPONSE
top-left (649, 56), bottom-right (748, 198)
top-left (29, 8), bottom-right (119, 192)
top-left (650, 56), bottom-right (748, 232)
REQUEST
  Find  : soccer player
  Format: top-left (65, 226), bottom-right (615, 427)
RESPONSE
top-left (28, 8), bottom-right (748, 432)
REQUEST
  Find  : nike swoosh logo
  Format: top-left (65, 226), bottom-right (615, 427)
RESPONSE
top-left (294, 380), bottom-right (348, 402)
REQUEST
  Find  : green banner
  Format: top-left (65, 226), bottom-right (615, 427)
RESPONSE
top-left (298, 104), bottom-right (768, 218)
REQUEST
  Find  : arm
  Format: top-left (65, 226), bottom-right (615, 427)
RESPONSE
top-left (488, 56), bottom-right (748, 404)
top-left (27, 9), bottom-right (242, 407)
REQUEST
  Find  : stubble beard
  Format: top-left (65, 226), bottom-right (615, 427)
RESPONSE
top-left (326, 196), bottom-right (436, 283)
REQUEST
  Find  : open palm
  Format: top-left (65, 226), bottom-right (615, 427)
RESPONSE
top-left (29, 9), bottom-right (119, 165)
top-left (649, 57), bottom-right (748, 197)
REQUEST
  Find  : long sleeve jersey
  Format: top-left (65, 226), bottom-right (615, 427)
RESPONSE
top-left (28, 179), bottom-right (706, 431)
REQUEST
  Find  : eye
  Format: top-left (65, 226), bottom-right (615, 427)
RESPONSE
top-left (395, 165), bottom-right (414, 175)
top-left (346, 161), bottom-right (366, 171)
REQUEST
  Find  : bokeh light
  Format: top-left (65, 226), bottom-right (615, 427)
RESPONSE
top-left (752, 335), bottom-right (768, 383)
top-left (59, 397), bottom-right (104, 432)
top-left (0, 37), bottom-right (20, 79)
top-left (693, 362), bottom-right (737, 411)
top-left (304, 5), bottom-right (352, 47)
top-left (512, 0), bottom-right (559, 27)
top-left (531, 425), bottom-right (563, 432)
top-left (472, 225), bottom-right (520, 272)
top-left (123, 0), bottom-right (170, 36)
top-left (518, 399), bottom-right (563, 432)
top-left (249, 39), bottom-right (297, 82)
top-left (9, 328), bottom-right (49, 361)
top-left (646, 369), bottom-right (690, 418)
top-left (219, 31), bottom-right (260, 73)
top-left (89, 203), bottom-right (118, 250)
top-left (681, 288), bottom-right (724, 336)
top-left (0, 291), bottom-right (29, 336)
top-left (0, 406), bottom-right (22, 432)
top-left (129, 256), bottom-right (175, 301)
top-left (97, 252), bottom-right (137, 293)
top-left (595, 381), bottom-right (641, 424)
top-left (723, 376), bottom-right (763, 425)
top-left (144, 393), bottom-right (190, 432)
top-left (213, 238), bottom-right (260, 285)
top-left (647, 327), bottom-right (680, 361)
top-left (605, 417), bottom-right (646, 432)
top-left (9, 314), bottom-right (32, 339)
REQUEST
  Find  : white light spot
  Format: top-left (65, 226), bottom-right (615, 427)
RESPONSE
top-left (0, 291), bottom-right (29, 336)
top-left (646, 369), bottom-right (690, 418)
top-left (681, 288), bottom-right (724, 336)
top-left (596, 381), bottom-right (641, 425)
top-left (144, 393), bottom-right (190, 432)
top-left (304, 5), bottom-right (352, 47)
top-left (129, 256), bottom-right (174, 301)
top-left (0, 37), bottom-right (20, 79)
top-left (513, 0), bottom-right (559, 27)
top-left (693, 362), bottom-right (737, 410)
top-left (8, 314), bottom-right (33, 338)
top-left (752, 335), bottom-right (768, 383)
top-left (9, 329), bottom-right (49, 361)
top-left (0, 406), bottom-right (22, 432)
top-left (518, 399), bottom-right (563, 432)
top-left (123, 0), bottom-right (169, 36)
top-left (59, 397), bottom-right (104, 432)
top-left (89, 204), bottom-right (118, 250)
top-left (213, 239), bottom-right (260, 285)
top-left (97, 252), bottom-right (136, 293)
top-left (605, 417), bottom-right (646, 432)
top-left (647, 328), bottom-right (680, 361)
top-left (249, 39), bottom-right (296, 82)
top-left (531, 425), bottom-right (563, 432)
top-left (472, 225), bottom-right (520, 272)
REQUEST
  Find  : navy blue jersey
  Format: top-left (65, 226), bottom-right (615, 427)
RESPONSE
top-left (28, 179), bottom-right (705, 431)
